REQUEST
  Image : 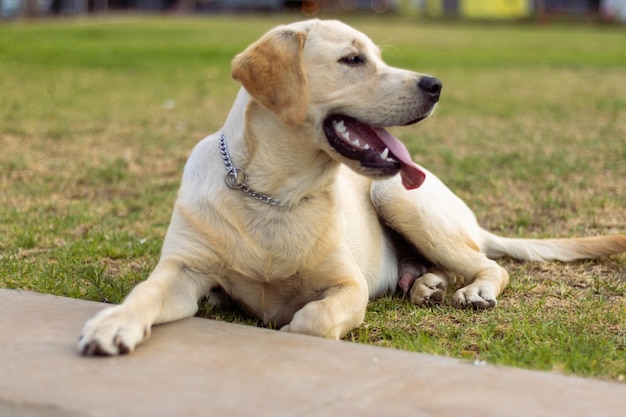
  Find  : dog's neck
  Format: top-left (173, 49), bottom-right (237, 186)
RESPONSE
top-left (220, 89), bottom-right (339, 208)
top-left (219, 130), bottom-right (280, 205)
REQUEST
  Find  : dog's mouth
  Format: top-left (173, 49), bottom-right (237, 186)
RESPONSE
top-left (323, 115), bottom-right (426, 189)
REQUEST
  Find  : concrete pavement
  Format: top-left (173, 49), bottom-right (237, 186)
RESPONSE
top-left (0, 288), bottom-right (623, 417)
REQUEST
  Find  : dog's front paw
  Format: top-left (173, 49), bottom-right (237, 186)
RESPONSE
top-left (281, 307), bottom-right (342, 340)
top-left (280, 295), bottom-right (365, 340)
top-left (78, 306), bottom-right (151, 356)
top-left (452, 284), bottom-right (497, 309)
top-left (409, 273), bottom-right (447, 305)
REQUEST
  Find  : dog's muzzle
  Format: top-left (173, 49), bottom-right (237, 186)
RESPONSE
top-left (323, 116), bottom-right (427, 189)
top-left (417, 76), bottom-right (443, 104)
top-left (322, 76), bottom-right (441, 190)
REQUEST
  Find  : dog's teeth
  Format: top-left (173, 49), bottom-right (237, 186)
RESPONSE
top-left (364, 144), bottom-right (371, 150)
top-left (341, 131), bottom-right (351, 141)
top-left (380, 148), bottom-right (389, 160)
top-left (334, 120), bottom-right (347, 133)
top-left (352, 139), bottom-right (361, 147)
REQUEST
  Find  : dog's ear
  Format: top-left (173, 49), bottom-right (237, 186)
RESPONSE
top-left (232, 27), bottom-right (308, 127)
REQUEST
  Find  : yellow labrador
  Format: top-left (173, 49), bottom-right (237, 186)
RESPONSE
top-left (79, 19), bottom-right (626, 355)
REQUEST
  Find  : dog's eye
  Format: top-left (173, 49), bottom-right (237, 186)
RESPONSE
top-left (340, 55), bottom-right (365, 66)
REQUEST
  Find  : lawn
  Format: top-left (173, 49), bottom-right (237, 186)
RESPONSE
top-left (0, 15), bottom-right (624, 381)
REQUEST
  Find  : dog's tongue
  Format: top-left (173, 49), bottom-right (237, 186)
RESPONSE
top-left (372, 127), bottom-right (426, 189)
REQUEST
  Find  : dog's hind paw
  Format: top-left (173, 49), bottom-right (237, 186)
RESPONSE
top-left (78, 306), bottom-right (151, 356)
top-left (409, 273), bottom-right (447, 305)
top-left (452, 285), bottom-right (497, 309)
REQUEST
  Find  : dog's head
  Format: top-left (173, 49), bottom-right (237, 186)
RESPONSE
top-left (232, 19), bottom-right (441, 189)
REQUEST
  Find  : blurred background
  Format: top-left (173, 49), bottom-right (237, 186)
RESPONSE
top-left (3, 0), bottom-right (626, 23)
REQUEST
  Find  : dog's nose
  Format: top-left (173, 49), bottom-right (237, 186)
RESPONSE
top-left (418, 76), bottom-right (442, 102)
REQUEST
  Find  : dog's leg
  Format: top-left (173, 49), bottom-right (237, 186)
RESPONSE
top-left (78, 259), bottom-right (213, 355)
top-left (372, 178), bottom-right (509, 309)
top-left (280, 282), bottom-right (367, 339)
top-left (409, 236), bottom-right (509, 309)
top-left (280, 253), bottom-right (369, 339)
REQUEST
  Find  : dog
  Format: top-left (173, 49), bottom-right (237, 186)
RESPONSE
top-left (78, 19), bottom-right (626, 355)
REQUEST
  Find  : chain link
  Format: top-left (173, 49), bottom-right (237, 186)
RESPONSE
top-left (219, 131), bottom-right (280, 206)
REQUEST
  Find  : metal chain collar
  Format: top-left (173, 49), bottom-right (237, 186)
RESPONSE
top-left (219, 131), bottom-right (280, 206)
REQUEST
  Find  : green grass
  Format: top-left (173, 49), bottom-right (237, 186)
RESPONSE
top-left (1, 16), bottom-right (624, 382)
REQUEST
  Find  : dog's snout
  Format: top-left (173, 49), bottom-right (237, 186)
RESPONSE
top-left (418, 76), bottom-right (442, 102)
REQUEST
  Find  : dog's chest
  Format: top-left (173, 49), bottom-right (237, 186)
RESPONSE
top-left (214, 208), bottom-right (341, 323)
top-left (226, 249), bottom-right (301, 283)
top-left (222, 199), bottom-right (339, 271)
top-left (219, 258), bottom-right (320, 326)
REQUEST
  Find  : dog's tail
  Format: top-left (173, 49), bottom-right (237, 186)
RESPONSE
top-left (481, 231), bottom-right (626, 262)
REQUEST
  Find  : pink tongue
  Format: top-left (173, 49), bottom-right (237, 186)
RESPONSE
top-left (373, 127), bottom-right (426, 189)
